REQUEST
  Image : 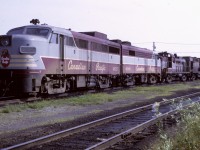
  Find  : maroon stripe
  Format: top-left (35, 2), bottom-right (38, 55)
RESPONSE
top-left (42, 57), bottom-right (120, 75)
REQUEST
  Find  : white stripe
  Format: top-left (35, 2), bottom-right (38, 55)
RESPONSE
top-left (11, 55), bottom-right (34, 59)
top-left (9, 64), bottom-right (37, 67)
top-left (11, 59), bottom-right (35, 63)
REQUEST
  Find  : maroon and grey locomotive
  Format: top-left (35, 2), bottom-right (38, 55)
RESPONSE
top-left (0, 21), bottom-right (198, 95)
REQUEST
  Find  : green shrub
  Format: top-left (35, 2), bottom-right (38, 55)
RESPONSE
top-left (151, 103), bottom-right (200, 150)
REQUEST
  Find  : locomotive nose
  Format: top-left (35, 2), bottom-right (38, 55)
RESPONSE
top-left (12, 35), bottom-right (39, 55)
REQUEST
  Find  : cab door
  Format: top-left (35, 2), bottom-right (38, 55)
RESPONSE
top-left (155, 55), bottom-right (158, 73)
top-left (144, 58), bottom-right (148, 73)
top-left (59, 35), bottom-right (65, 74)
top-left (87, 43), bottom-right (92, 74)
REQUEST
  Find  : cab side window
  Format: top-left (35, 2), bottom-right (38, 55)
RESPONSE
top-left (50, 33), bottom-right (58, 44)
top-left (109, 46), bottom-right (120, 54)
top-left (65, 36), bottom-right (75, 47)
top-left (75, 38), bottom-right (88, 49)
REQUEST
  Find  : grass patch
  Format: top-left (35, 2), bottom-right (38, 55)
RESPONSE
top-left (150, 103), bottom-right (200, 150)
top-left (1, 109), bottom-right (10, 113)
top-left (1, 81), bottom-right (200, 114)
top-left (0, 105), bottom-right (23, 114)
top-left (0, 100), bottom-right (53, 114)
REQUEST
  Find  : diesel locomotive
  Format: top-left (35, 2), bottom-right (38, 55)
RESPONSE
top-left (0, 20), bottom-right (199, 96)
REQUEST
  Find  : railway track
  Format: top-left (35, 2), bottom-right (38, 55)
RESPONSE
top-left (0, 81), bottom-right (189, 107)
top-left (0, 97), bottom-right (23, 107)
top-left (2, 92), bottom-right (200, 150)
top-left (0, 96), bottom-right (42, 107)
top-left (0, 86), bottom-right (125, 107)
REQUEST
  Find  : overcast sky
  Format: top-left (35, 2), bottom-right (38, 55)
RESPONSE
top-left (1, 0), bottom-right (200, 57)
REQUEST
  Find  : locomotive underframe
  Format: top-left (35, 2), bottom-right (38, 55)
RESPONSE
top-left (39, 74), bottom-right (113, 95)
top-left (121, 73), bottom-right (161, 85)
top-left (32, 73), bottom-right (162, 95)
top-left (0, 71), bottom-right (165, 96)
top-left (163, 72), bottom-right (198, 83)
top-left (0, 70), bottom-right (198, 96)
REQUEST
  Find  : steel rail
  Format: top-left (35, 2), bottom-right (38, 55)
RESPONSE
top-left (2, 105), bottom-right (152, 150)
top-left (86, 99), bottom-right (200, 150)
top-left (2, 92), bottom-right (200, 150)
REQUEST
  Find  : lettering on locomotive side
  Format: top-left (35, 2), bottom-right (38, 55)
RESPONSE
top-left (136, 66), bottom-right (145, 72)
top-left (68, 60), bottom-right (86, 70)
top-left (125, 67), bottom-right (131, 71)
top-left (149, 66), bottom-right (156, 72)
top-left (96, 62), bottom-right (106, 72)
top-left (1, 57), bottom-right (10, 63)
top-left (113, 67), bottom-right (119, 72)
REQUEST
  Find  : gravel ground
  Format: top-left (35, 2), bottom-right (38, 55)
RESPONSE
top-left (0, 85), bottom-right (200, 148)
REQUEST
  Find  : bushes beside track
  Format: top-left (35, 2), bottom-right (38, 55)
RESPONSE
top-left (150, 103), bottom-right (200, 149)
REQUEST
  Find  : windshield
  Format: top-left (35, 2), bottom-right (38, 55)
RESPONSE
top-left (25, 28), bottom-right (49, 37)
top-left (7, 27), bottom-right (50, 38)
top-left (7, 27), bottom-right (24, 35)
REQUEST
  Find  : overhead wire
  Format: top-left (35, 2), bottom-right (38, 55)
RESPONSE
top-left (133, 42), bottom-right (200, 46)
top-left (132, 41), bottom-right (200, 56)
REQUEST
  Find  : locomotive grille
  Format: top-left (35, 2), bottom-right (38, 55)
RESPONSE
top-left (20, 46), bottom-right (36, 54)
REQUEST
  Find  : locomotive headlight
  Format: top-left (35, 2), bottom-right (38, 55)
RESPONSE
top-left (0, 36), bottom-right (11, 47)
top-left (1, 38), bottom-right (9, 46)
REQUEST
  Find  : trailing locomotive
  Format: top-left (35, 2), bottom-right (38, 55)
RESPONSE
top-left (0, 20), bottom-right (199, 96)
top-left (158, 52), bottom-right (199, 82)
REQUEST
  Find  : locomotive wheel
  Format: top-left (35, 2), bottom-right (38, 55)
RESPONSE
top-left (191, 75), bottom-right (196, 81)
top-left (181, 75), bottom-right (187, 82)
top-left (40, 76), bottom-right (50, 94)
top-left (109, 79), bottom-right (113, 87)
top-left (65, 81), bottom-right (70, 92)
top-left (148, 75), bottom-right (157, 84)
top-left (132, 77), bottom-right (135, 85)
top-left (165, 75), bottom-right (172, 83)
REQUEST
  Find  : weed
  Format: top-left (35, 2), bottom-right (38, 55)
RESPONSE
top-left (150, 103), bottom-right (200, 149)
top-left (1, 109), bottom-right (10, 113)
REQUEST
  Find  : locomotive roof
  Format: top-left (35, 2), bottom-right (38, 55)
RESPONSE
top-left (6, 24), bottom-right (155, 54)
top-left (122, 44), bottom-right (153, 54)
top-left (71, 30), bottom-right (155, 54)
top-left (7, 24), bottom-right (72, 36)
top-left (42, 25), bottom-right (72, 35)
top-left (71, 31), bottom-right (120, 47)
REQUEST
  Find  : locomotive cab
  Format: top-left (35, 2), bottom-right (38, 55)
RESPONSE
top-left (158, 51), bottom-right (196, 82)
top-left (0, 25), bottom-right (53, 96)
top-left (183, 56), bottom-right (199, 80)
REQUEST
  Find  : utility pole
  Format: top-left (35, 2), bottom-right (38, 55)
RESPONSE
top-left (153, 42), bottom-right (156, 51)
